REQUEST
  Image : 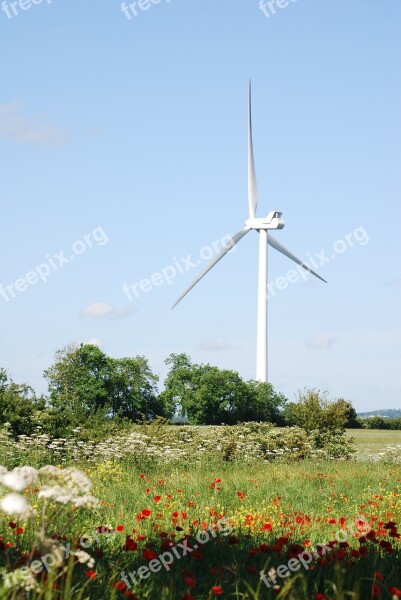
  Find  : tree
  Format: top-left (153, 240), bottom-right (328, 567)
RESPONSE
top-left (44, 344), bottom-right (111, 418)
top-left (284, 389), bottom-right (352, 432)
top-left (108, 356), bottom-right (162, 420)
top-left (160, 354), bottom-right (287, 425)
top-left (333, 399), bottom-right (360, 428)
top-left (44, 344), bottom-right (163, 428)
top-left (245, 381), bottom-right (287, 424)
top-left (0, 368), bottom-right (46, 436)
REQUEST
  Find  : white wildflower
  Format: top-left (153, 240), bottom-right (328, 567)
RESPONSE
top-left (0, 472), bottom-right (26, 492)
top-left (0, 492), bottom-right (28, 515)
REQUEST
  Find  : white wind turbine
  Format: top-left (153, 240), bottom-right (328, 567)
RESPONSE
top-left (172, 82), bottom-right (327, 382)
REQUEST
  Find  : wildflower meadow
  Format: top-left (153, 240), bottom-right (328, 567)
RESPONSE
top-left (1, 421), bottom-right (401, 600)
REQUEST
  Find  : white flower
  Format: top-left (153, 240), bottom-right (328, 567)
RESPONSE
top-left (0, 472), bottom-right (26, 492)
top-left (0, 493), bottom-right (28, 515)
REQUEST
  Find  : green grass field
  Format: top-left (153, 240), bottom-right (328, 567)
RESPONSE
top-left (347, 428), bottom-right (401, 455)
top-left (1, 429), bottom-right (401, 600)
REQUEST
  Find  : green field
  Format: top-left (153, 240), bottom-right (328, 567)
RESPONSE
top-left (347, 428), bottom-right (401, 455)
top-left (1, 428), bottom-right (401, 600)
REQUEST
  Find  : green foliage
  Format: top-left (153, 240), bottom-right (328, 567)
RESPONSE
top-left (43, 344), bottom-right (164, 435)
top-left (0, 420), bottom-right (356, 470)
top-left (358, 416), bottom-right (401, 430)
top-left (284, 389), bottom-right (353, 432)
top-left (0, 368), bottom-right (46, 437)
top-left (160, 353), bottom-right (287, 425)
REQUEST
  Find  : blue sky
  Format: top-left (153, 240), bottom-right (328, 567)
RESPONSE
top-left (1, 0), bottom-right (400, 411)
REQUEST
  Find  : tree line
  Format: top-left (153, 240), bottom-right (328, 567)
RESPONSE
top-left (0, 344), bottom-right (362, 438)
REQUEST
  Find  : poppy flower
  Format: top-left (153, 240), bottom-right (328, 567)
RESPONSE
top-left (375, 572), bottom-right (385, 581)
top-left (371, 584), bottom-right (382, 597)
top-left (143, 549), bottom-right (157, 560)
top-left (85, 570), bottom-right (97, 579)
top-left (183, 577), bottom-right (197, 587)
top-left (15, 528), bottom-right (24, 535)
top-left (112, 581), bottom-right (126, 590)
top-left (125, 537), bottom-right (138, 551)
top-left (237, 492), bottom-right (245, 500)
top-left (211, 586), bottom-right (224, 595)
top-left (154, 495), bottom-right (161, 503)
top-left (116, 525), bottom-right (124, 532)
top-left (389, 588), bottom-right (401, 597)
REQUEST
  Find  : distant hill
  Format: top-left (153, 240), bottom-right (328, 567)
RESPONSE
top-left (357, 409), bottom-right (401, 418)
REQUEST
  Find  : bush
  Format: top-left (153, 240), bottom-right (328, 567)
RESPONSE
top-left (284, 389), bottom-right (355, 432)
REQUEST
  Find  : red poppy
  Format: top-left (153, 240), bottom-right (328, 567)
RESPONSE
top-left (211, 586), bottom-right (224, 595)
top-left (315, 594), bottom-right (326, 600)
top-left (141, 509), bottom-right (151, 517)
top-left (237, 492), bottom-right (245, 500)
top-left (143, 549), bottom-right (157, 561)
top-left (375, 572), bottom-right (385, 581)
top-left (183, 577), bottom-right (197, 587)
top-left (116, 525), bottom-right (124, 532)
top-left (371, 584), bottom-right (382, 597)
top-left (125, 537), bottom-right (138, 551)
top-left (85, 570), bottom-right (97, 579)
top-left (15, 528), bottom-right (24, 535)
top-left (154, 495), bottom-right (161, 503)
top-left (112, 581), bottom-right (126, 590)
top-left (262, 523), bottom-right (272, 531)
top-left (389, 588), bottom-right (401, 597)
top-left (125, 592), bottom-right (139, 599)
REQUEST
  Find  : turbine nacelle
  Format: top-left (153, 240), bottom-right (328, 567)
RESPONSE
top-left (246, 211), bottom-right (285, 231)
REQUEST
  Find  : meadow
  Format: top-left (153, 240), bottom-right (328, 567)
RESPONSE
top-left (1, 424), bottom-right (401, 600)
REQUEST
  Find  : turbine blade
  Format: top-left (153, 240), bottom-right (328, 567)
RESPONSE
top-left (172, 226), bottom-right (251, 309)
top-left (248, 80), bottom-right (258, 219)
top-left (268, 234), bottom-right (328, 283)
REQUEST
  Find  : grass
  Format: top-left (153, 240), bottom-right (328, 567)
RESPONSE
top-left (1, 430), bottom-right (401, 599)
top-left (346, 428), bottom-right (401, 455)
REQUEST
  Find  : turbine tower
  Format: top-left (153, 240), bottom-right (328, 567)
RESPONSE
top-left (172, 82), bottom-right (327, 382)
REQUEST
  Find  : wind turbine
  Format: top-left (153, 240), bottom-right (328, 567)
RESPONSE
top-left (172, 82), bottom-right (327, 382)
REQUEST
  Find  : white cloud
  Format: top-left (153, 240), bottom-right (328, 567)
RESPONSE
top-left (307, 333), bottom-right (335, 350)
top-left (0, 101), bottom-right (68, 144)
top-left (80, 302), bottom-right (136, 319)
top-left (198, 337), bottom-right (241, 351)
